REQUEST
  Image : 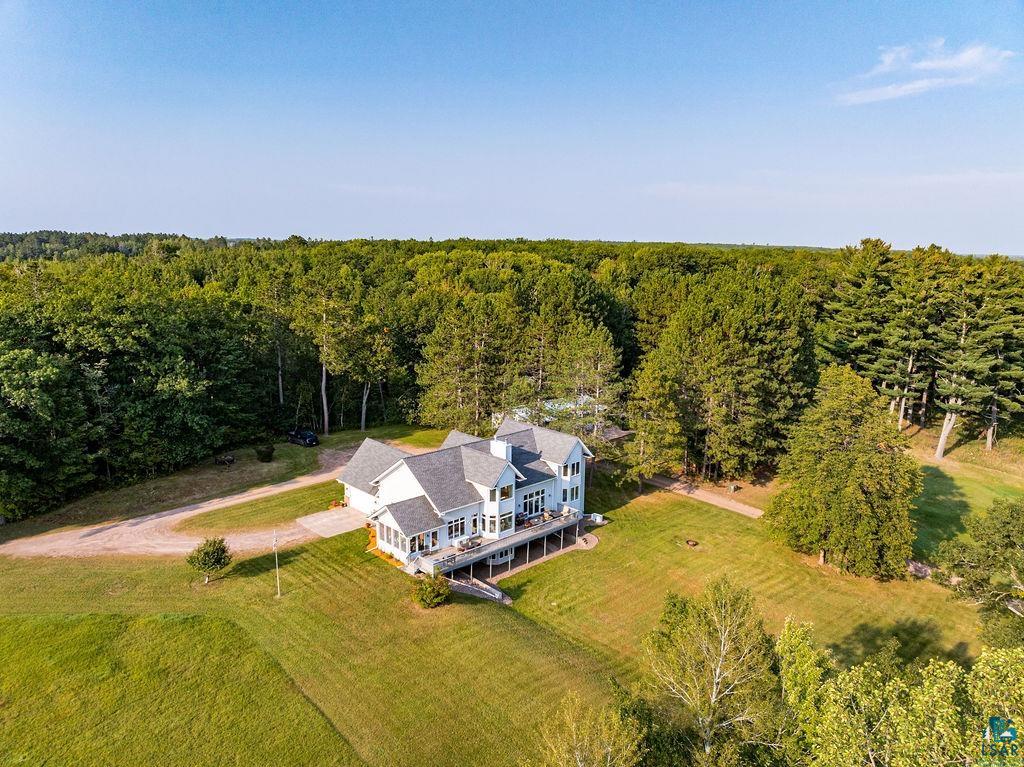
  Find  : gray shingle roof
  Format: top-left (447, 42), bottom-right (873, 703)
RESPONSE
top-left (495, 417), bottom-right (587, 465)
top-left (460, 447), bottom-right (509, 487)
top-left (440, 429), bottom-right (481, 449)
top-left (337, 439), bottom-right (410, 494)
top-left (401, 445), bottom-right (508, 513)
top-left (380, 496), bottom-right (444, 536)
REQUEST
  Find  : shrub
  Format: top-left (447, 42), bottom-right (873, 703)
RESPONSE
top-left (187, 537), bottom-right (233, 584)
top-left (413, 574), bottom-right (452, 608)
top-left (255, 444), bottom-right (275, 463)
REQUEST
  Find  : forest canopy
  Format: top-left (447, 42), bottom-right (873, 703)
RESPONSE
top-left (0, 232), bottom-right (1022, 522)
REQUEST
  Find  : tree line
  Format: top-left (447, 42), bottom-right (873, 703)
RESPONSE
top-left (1, 233), bottom-right (1022, 523)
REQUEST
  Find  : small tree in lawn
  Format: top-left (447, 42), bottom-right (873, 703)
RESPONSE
top-left (187, 537), bottom-right (232, 584)
top-left (765, 365), bottom-right (921, 579)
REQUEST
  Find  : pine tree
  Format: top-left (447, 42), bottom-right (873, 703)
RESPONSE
top-left (548, 319), bottom-right (623, 440)
top-left (416, 293), bottom-right (521, 434)
top-left (931, 260), bottom-right (1002, 460)
top-left (819, 239), bottom-right (893, 373)
top-left (623, 349), bottom-right (689, 489)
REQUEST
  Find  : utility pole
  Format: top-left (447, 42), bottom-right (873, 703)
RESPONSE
top-left (273, 529), bottom-right (281, 599)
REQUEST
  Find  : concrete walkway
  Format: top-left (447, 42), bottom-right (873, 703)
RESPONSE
top-left (0, 447), bottom-right (368, 558)
top-left (644, 475), bottom-right (764, 519)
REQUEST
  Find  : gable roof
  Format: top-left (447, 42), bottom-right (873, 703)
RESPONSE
top-left (439, 429), bottom-right (481, 449)
top-left (377, 496), bottom-right (443, 536)
top-left (399, 444), bottom-right (518, 513)
top-left (337, 439), bottom-right (411, 494)
top-left (495, 417), bottom-right (592, 465)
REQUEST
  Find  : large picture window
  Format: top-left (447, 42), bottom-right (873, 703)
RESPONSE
top-left (523, 488), bottom-right (546, 517)
top-left (500, 513), bottom-right (513, 532)
top-left (448, 518), bottom-right (466, 540)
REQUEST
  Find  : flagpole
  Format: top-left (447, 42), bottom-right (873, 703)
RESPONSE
top-left (274, 529), bottom-right (281, 598)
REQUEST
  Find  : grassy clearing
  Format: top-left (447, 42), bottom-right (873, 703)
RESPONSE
top-left (0, 533), bottom-right (610, 767)
top-left (174, 481), bottom-right (344, 534)
top-left (504, 477), bottom-right (980, 674)
top-left (319, 424), bottom-right (448, 450)
top-left (0, 612), bottom-right (360, 767)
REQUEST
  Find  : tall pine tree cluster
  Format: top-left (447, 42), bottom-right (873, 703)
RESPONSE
top-left (821, 239), bottom-right (1024, 459)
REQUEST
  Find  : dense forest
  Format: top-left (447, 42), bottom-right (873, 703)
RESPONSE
top-left (1, 231), bottom-right (1022, 523)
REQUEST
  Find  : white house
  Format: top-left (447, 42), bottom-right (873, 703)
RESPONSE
top-left (338, 418), bottom-right (592, 575)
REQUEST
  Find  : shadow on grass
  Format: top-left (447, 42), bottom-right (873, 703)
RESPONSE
top-left (229, 547), bottom-right (303, 579)
top-left (829, 618), bottom-right (972, 667)
top-left (912, 465), bottom-right (970, 560)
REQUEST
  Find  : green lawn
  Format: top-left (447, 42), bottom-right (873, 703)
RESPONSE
top-left (504, 477), bottom-right (980, 672)
top-left (0, 613), bottom-right (360, 767)
top-left (692, 426), bottom-right (1024, 561)
top-left (174, 481), bottom-right (345, 534)
top-left (319, 424), bottom-right (448, 450)
top-left (0, 534), bottom-right (611, 767)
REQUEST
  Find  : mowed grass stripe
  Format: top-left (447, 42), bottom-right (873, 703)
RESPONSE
top-left (0, 613), bottom-right (363, 767)
top-left (504, 477), bottom-right (980, 671)
top-left (174, 481), bottom-right (345, 534)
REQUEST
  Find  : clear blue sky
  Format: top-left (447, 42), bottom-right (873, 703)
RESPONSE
top-left (2, 1), bottom-right (1022, 252)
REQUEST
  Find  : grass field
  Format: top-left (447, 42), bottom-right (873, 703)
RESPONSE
top-left (504, 477), bottom-right (980, 673)
top-left (0, 534), bottom-right (610, 767)
top-left (174, 481), bottom-right (345, 534)
top-left (0, 613), bottom-right (360, 767)
top-left (320, 424), bottom-right (448, 451)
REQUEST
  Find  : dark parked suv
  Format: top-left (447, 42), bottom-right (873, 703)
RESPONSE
top-left (287, 429), bottom-right (320, 447)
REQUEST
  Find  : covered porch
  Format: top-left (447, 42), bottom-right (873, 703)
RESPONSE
top-left (415, 510), bottom-right (585, 576)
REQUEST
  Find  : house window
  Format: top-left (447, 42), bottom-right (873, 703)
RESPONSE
top-left (489, 488), bottom-right (497, 502)
top-left (571, 461), bottom-right (581, 477)
top-left (448, 518), bottom-right (466, 540)
top-left (429, 530), bottom-right (438, 550)
top-left (570, 486), bottom-right (579, 501)
top-left (471, 515), bottom-right (479, 534)
top-left (488, 516), bottom-right (497, 533)
top-left (500, 512), bottom-right (513, 532)
top-left (562, 464), bottom-right (569, 478)
top-left (562, 488), bottom-right (568, 503)
top-left (522, 488), bottom-right (546, 517)
top-left (499, 484), bottom-right (513, 500)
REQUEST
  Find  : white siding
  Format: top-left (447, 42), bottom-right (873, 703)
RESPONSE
top-left (375, 463), bottom-right (426, 506)
top-left (344, 485), bottom-right (378, 516)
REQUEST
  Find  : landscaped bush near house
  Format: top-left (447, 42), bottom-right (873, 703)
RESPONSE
top-left (413, 574), bottom-right (452, 608)
top-left (255, 444), bottom-right (275, 463)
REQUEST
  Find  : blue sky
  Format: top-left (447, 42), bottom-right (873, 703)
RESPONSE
top-left (1, 1), bottom-right (1022, 252)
